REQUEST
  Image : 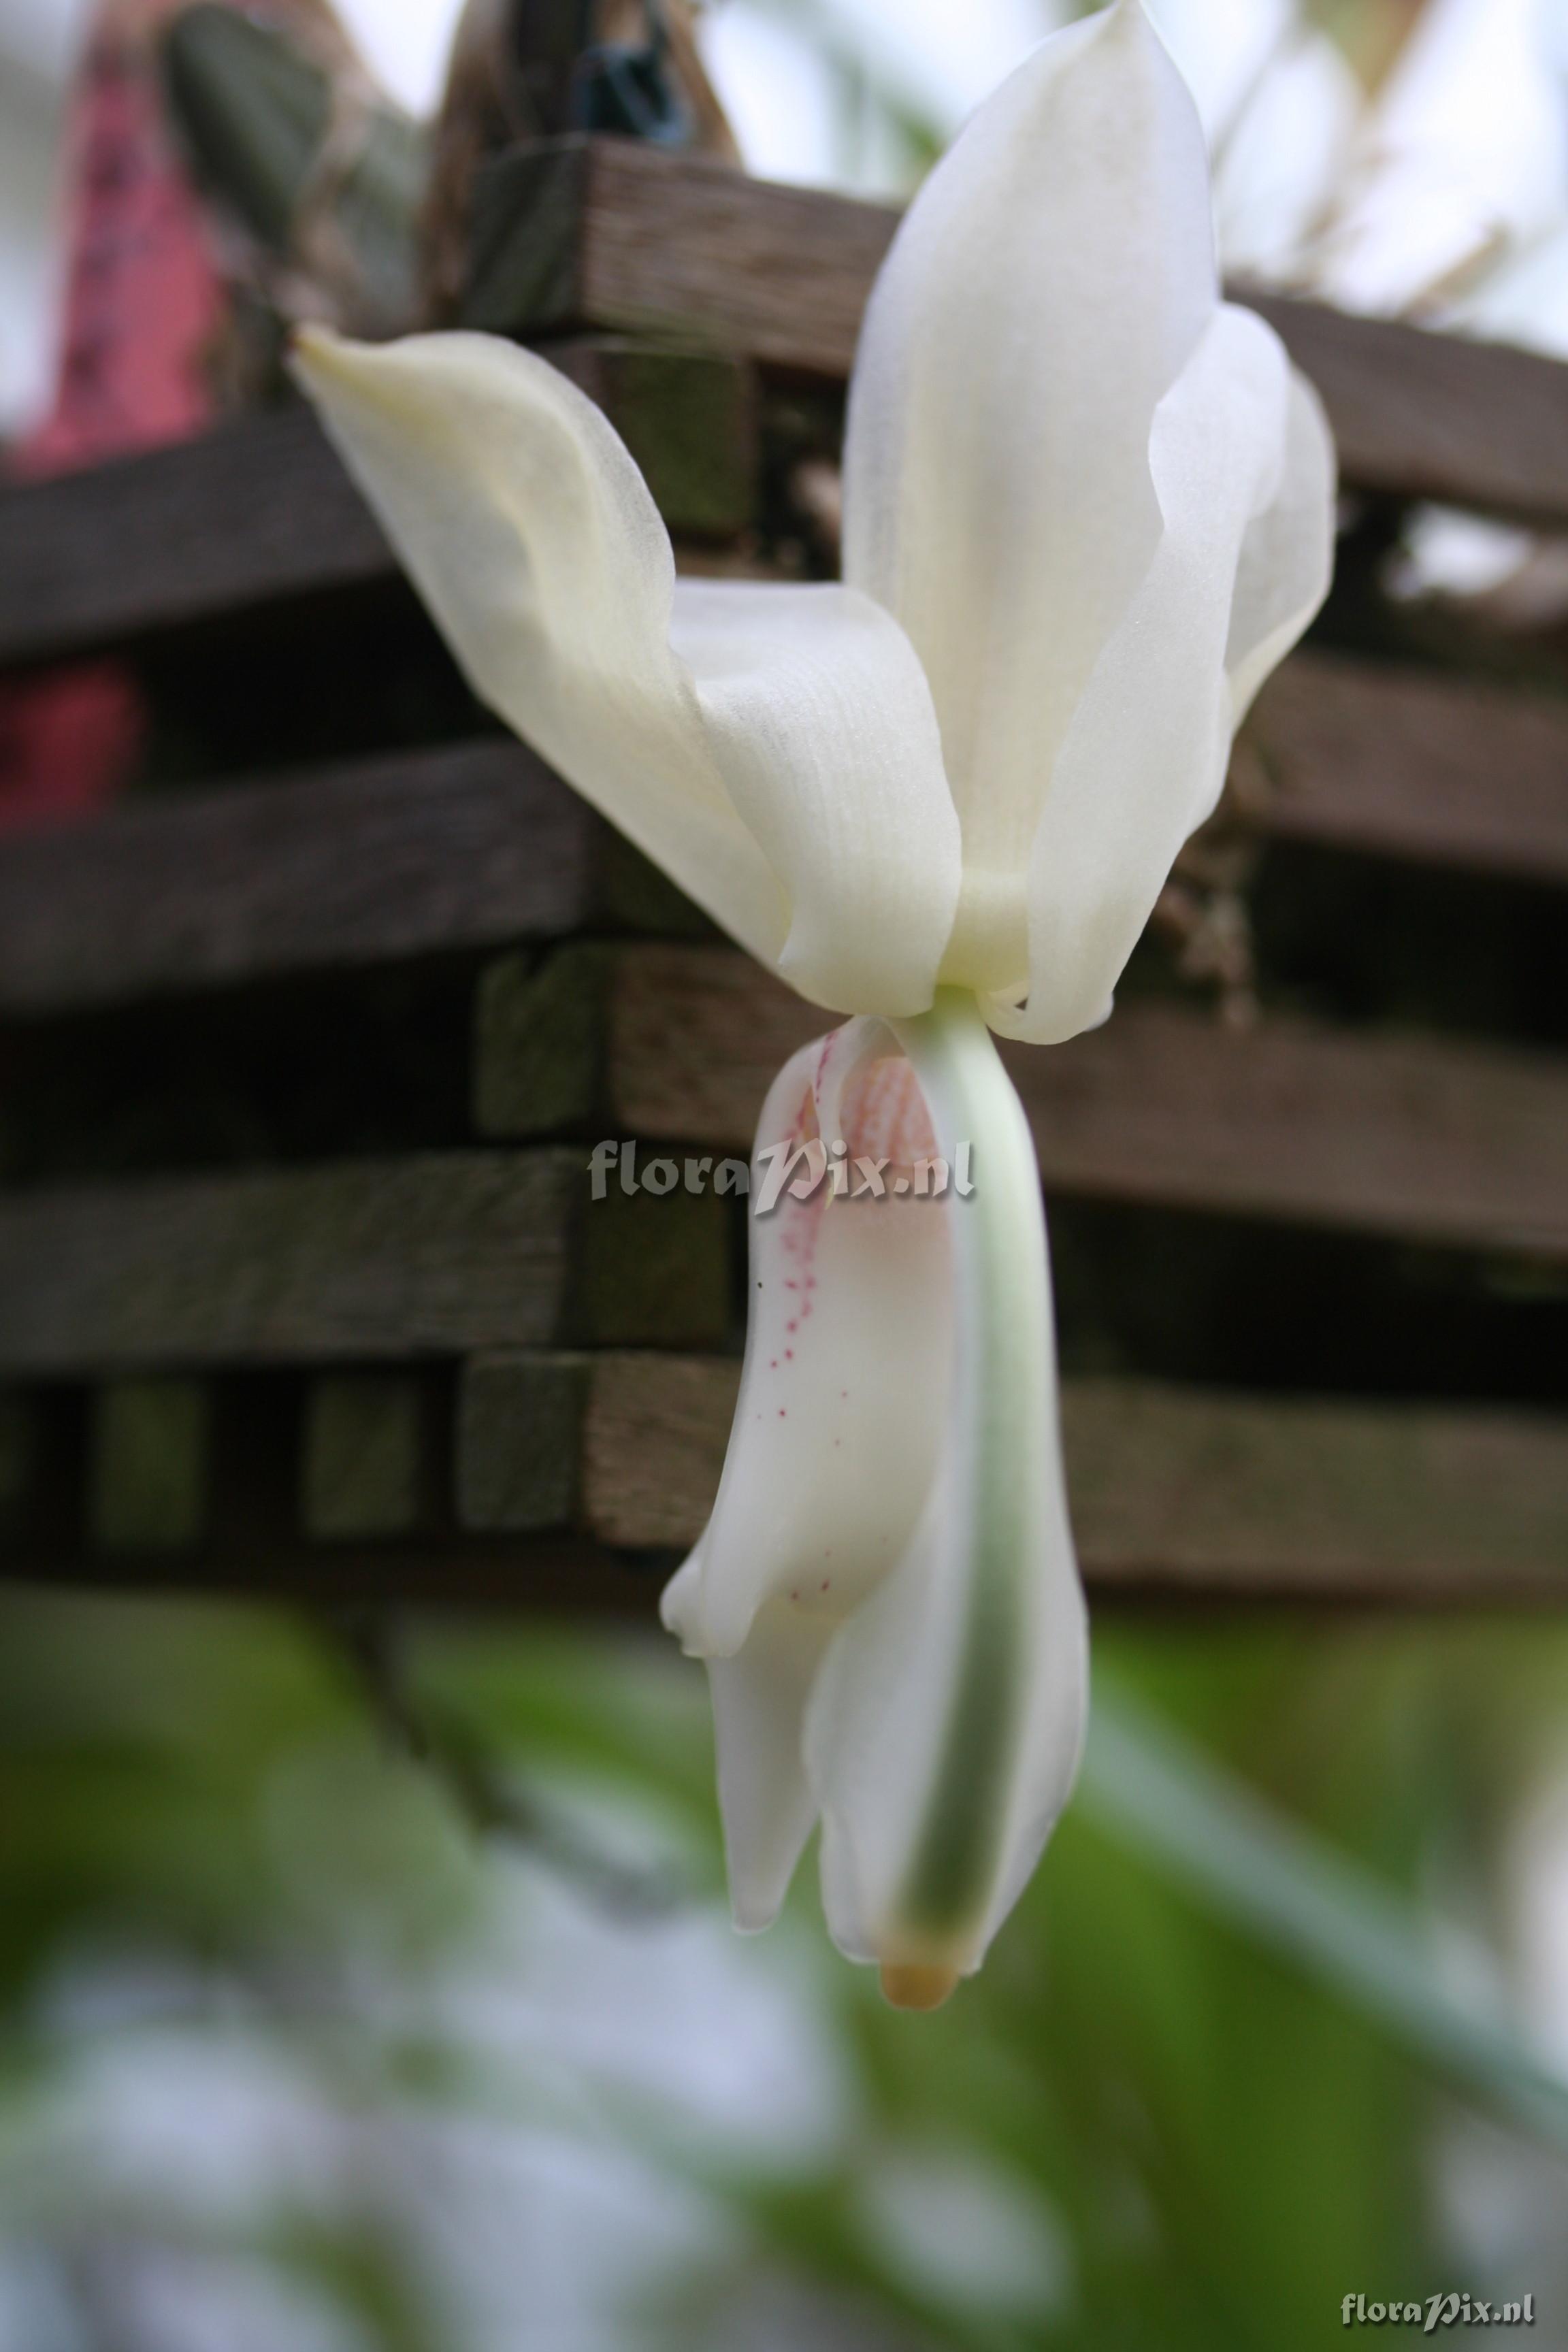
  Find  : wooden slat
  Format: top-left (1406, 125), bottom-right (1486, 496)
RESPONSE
top-left (1241, 289), bottom-right (1568, 528)
top-left (1247, 650), bottom-right (1568, 885)
top-left (0, 1151), bottom-right (729, 1375)
top-left (466, 138), bottom-right (896, 376)
top-left (9, 1355), bottom-right (1564, 1605)
top-left (0, 650), bottom-right (1561, 1026)
top-left (0, 340), bottom-right (754, 670)
top-left (0, 740), bottom-right (702, 1017)
top-left (0, 406), bottom-right (390, 671)
top-left (12, 152), bottom-right (1568, 672)
top-left (467, 137), bottom-right (1568, 528)
top-left (478, 942), bottom-right (1568, 1261)
top-left (575, 1356), bottom-right (1568, 1603)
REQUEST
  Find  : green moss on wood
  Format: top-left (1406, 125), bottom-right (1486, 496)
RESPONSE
top-left (91, 1378), bottom-right (210, 1552)
top-left (455, 1352), bottom-right (591, 1533)
top-left (303, 1373), bottom-right (427, 1541)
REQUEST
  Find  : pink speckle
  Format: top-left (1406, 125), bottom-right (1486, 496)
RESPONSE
top-left (778, 1408), bottom-right (787, 1418)
top-left (784, 1349), bottom-right (794, 1361)
top-left (821, 1579), bottom-right (830, 1591)
top-left (786, 1321), bottom-right (798, 1335)
top-left (769, 1358), bottom-right (778, 1369)
top-left (840, 1390), bottom-right (848, 1399)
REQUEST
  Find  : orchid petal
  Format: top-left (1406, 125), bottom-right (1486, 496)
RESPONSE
top-left (1226, 367), bottom-right (1337, 727)
top-left (987, 302), bottom-right (1309, 1046)
top-left (670, 580), bottom-right (962, 1016)
top-left (842, 0), bottom-right (1218, 996)
top-left (291, 328), bottom-right (960, 1017)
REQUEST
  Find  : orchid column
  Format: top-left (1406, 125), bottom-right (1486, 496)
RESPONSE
top-left (294, 0), bottom-right (1334, 2004)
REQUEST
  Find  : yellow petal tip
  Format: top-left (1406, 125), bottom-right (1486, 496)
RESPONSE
top-left (879, 1962), bottom-right (961, 2012)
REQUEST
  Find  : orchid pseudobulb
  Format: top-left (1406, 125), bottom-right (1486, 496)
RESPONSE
top-left (293, 0), bottom-right (1334, 2006)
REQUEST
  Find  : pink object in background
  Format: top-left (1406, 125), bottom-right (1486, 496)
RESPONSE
top-left (0, 0), bottom-right (227, 831)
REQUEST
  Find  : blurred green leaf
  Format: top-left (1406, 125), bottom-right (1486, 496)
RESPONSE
top-left (1082, 1676), bottom-right (1568, 2154)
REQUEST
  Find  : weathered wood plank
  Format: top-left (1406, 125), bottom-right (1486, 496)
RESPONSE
top-left (0, 338), bottom-right (755, 670)
top-left (572, 1355), bottom-right (1568, 1603)
top-left (7, 1356), bottom-right (1565, 1603)
top-left (466, 138), bottom-right (894, 376)
top-left (478, 943), bottom-right (1568, 1261)
top-left (0, 1150), bottom-right (728, 1374)
top-left (1248, 651), bottom-right (1568, 885)
top-left (18, 1354), bottom-right (1561, 1608)
top-left (0, 742), bottom-right (706, 1017)
top-left (1006, 1002), bottom-right (1568, 1258)
top-left (1241, 289), bottom-right (1568, 527)
top-left (0, 742), bottom-right (585, 1012)
top-left (1060, 1379), bottom-right (1568, 1600)
top-left (0, 406), bottom-right (390, 672)
top-left (12, 150), bottom-right (1568, 672)
top-left (1, 649), bottom-right (1561, 1024)
top-left (467, 137), bottom-right (1568, 527)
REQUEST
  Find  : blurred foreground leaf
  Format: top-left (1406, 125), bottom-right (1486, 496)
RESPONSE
top-left (1083, 1678), bottom-right (1568, 2154)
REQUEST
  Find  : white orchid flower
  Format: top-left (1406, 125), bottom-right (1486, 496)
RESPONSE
top-left (293, 0), bottom-right (1333, 2009)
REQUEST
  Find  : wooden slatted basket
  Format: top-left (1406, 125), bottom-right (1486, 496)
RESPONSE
top-left (2, 139), bottom-right (1566, 1611)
